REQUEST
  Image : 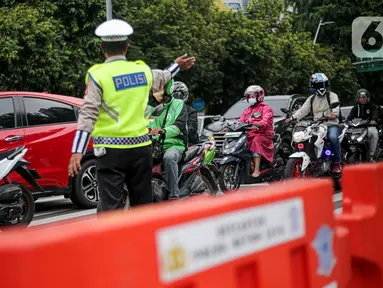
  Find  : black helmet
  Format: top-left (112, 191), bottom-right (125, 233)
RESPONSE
top-left (356, 88), bottom-right (370, 104)
top-left (172, 81), bottom-right (189, 102)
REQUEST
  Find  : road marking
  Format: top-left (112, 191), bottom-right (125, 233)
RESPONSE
top-left (35, 196), bottom-right (67, 203)
top-left (29, 209), bottom-right (96, 227)
top-left (34, 208), bottom-right (75, 218)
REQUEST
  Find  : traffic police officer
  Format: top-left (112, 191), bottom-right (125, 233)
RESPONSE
top-left (68, 19), bottom-right (195, 212)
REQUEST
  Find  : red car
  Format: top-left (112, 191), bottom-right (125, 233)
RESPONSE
top-left (0, 92), bottom-right (98, 209)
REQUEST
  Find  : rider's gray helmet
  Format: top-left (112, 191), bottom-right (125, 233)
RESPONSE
top-left (172, 81), bottom-right (189, 102)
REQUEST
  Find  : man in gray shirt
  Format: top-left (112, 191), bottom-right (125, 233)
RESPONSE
top-left (285, 73), bottom-right (342, 173)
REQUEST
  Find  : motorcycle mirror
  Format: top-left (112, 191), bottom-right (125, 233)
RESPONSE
top-left (252, 112), bottom-right (262, 118)
top-left (212, 115), bottom-right (221, 121)
top-left (151, 104), bottom-right (165, 116)
top-left (280, 108), bottom-right (288, 114)
top-left (330, 101), bottom-right (340, 109)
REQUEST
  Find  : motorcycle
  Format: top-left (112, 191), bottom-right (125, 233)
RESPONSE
top-left (149, 104), bottom-right (220, 202)
top-left (284, 115), bottom-right (348, 188)
top-left (344, 118), bottom-right (380, 163)
top-left (0, 146), bottom-right (43, 229)
top-left (218, 122), bottom-right (285, 192)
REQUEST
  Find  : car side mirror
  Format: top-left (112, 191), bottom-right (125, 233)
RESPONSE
top-left (151, 104), bottom-right (165, 116)
top-left (280, 108), bottom-right (288, 114)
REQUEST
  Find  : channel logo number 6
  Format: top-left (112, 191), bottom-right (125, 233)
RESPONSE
top-left (352, 17), bottom-right (383, 58)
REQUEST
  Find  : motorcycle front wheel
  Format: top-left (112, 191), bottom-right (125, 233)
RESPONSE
top-left (285, 158), bottom-right (311, 179)
top-left (0, 184), bottom-right (35, 230)
top-left (219, 163), bottom-right (241, 192)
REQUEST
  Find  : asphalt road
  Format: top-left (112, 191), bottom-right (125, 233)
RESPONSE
top-left (29, 184), bottom-right (343, 228)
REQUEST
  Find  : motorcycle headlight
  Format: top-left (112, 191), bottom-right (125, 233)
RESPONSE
top-left (223, 135), bottom-right (247, 155)
top-left (357, 130), bottom-right (367, 142)
top-left (292, 131), bottom-right (306, 143)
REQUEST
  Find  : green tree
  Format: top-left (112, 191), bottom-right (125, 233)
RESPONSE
top-left (0, 0), bottom-right (360, 113)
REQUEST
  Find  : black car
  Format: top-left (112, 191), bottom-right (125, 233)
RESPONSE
top-left (202, 94), bottom-right (307, 161)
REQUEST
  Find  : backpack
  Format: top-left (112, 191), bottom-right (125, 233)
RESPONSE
top-left (310, 94), bottom-right (343, 123)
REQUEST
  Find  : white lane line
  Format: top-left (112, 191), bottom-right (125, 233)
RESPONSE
top-left (35, 196), bottom-right (66, 203)
top-left (34, 208), bottom-right (75, 218)
top-left (240, 183), bottom-right (269, 187)
top-left (29, 209), bottom-right (96, 227)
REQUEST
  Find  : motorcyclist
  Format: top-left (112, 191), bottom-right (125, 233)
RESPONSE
top-left (346, 88), bottom-right (379, 162)
top-left (149, 79), bottom-right (189, 200)
top-left (285, 73), bottom-right (342, 173)
top-left (172, 81), bottom-right (199, 145)
top-left (238, 85), bottom-right (274, 178)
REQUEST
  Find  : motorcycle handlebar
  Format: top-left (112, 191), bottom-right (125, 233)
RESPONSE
top-left (202, 140), bottom-right (216, 148)
top-left (227, 123), bottom-right (262, 131)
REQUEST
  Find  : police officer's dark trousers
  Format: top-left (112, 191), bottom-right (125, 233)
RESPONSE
top-left (96, 145), bottom-right (153, 213)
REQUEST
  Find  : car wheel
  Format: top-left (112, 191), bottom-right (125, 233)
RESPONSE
top-left (71, 158), bottom-right (130, 209)
top-left (71, 159), bottom-right (99, 209)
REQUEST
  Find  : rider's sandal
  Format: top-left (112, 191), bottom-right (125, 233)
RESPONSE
top-left (251, 171), bottom-right (260, 178)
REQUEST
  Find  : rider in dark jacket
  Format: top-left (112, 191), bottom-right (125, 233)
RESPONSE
top-left (346, 88), bottom-right (379, 161)
top-left (172, 81), bottom-right (200, 145)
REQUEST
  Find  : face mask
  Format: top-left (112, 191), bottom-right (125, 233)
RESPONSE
top-left (248, 98), bottom-right (257, 105)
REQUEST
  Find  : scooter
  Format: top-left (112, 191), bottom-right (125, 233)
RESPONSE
top-left (149, 104), bottom-right (220, 202)
top-left (344, 118), bottom-right (380, 163)
top-left (151, 136), bottom-right (220, 201)
top-left (0, 146), bottom-right (43, 228)
top-left (218, 122), bottom-right (285, 192)
top-left (284, 115), bottom-right (348, 189)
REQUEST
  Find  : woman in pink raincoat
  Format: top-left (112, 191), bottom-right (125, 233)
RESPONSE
top-left (238, 85), bottom-right (274, 178)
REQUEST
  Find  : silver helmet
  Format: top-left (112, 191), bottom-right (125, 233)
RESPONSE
top-left (172, 81), bottom-right (189, 102)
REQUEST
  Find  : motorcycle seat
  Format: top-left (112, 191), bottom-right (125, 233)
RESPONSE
top-left (0, 146), bottom-right (24, 162)
top-left (183, 146), bottom-right (200, 162)
top-left (0, 150), bottom-right (16, 162)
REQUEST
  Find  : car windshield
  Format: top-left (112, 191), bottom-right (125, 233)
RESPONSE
top-left (265, 98), bottom-right (289, 117)
top-left (223, 97), bottom-right (289, 119)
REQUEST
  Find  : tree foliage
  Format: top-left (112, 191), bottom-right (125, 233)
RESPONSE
top-left (0, 0), bottom-right (359, 113)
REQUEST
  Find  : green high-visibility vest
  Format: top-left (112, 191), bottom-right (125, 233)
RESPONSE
top-left (87, 60), bottom-right (153, 149)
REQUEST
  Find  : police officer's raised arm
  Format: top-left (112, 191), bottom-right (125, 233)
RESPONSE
top-left (151, 55), bottom-right (195, 95)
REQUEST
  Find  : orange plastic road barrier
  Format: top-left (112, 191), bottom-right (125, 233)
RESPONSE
top-left (336, 163), bottom-right (383, 288)
top-left (0, 180), bottom-right (348, 288)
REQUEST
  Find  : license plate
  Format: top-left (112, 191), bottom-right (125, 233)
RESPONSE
top-left (224, 132), bottom-right (242, 138)
top-left (348, 128), bottom-right (364, 134)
